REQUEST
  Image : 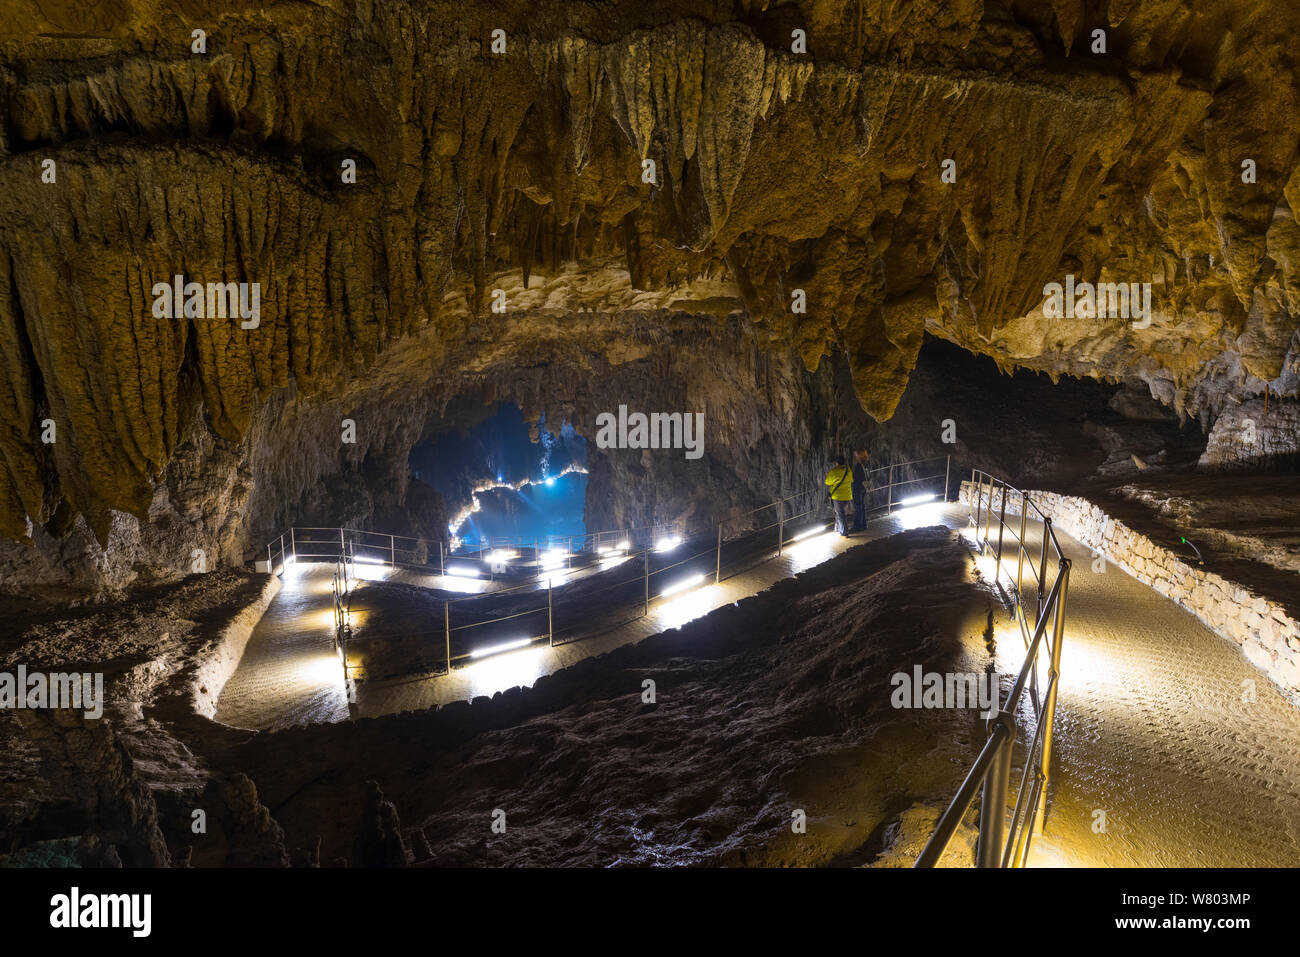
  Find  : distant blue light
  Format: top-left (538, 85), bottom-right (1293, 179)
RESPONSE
top-left (545, 476), bottom-right (556, 486)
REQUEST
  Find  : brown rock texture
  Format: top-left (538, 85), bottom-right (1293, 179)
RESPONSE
top-left (0, 1), bottom-right (1297, 586)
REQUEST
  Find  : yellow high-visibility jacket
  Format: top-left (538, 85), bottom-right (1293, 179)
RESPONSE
top-left (824, 464), bottom-right (853, 501)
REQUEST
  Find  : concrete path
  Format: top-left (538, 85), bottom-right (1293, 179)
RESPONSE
top-left (981, 516), bottom-right (1300, 867)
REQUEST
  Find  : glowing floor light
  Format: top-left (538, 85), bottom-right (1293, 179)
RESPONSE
top-left (657, 582), bottom-right (720, 629)
top-left (785, 529), bottom-right (836, 574)
top-left (897, 497), bottom-right (945, 531)
top-left (351, 563), bottom-right (392, 583)
top-left (469, 637), bottom-right (533, 659)
top-left (901, 493), bottom-right (936, 506)
top-left (352, 554), bottom-right (386, 565)
top-left (486, 549), bottom-right (518, 563)
top-left (661, 572), bottom-right (705, 598)
top-left (541, 549), bottom-right (568, 570)
top-left (446, 563), bottom-right (482, 578)
top-left (790, 525), bottom-right (825, 542)
top-left (655, 535), bottom-right (682, 552)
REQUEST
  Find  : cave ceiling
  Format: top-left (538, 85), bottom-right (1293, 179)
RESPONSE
top-left (1, 0), bottom-right (1298, 543)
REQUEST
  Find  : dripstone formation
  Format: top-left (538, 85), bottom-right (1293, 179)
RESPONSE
top-left (1, 0), bottom-right (1297, 591)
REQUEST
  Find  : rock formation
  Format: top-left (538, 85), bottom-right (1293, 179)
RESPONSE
top-left (1, 1), bottom-right (1298, 591)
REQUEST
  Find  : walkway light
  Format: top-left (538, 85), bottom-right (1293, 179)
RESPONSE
top-left (901, 493), bottom-right (936, 506)
top-left (655, 535), bottom-right (682, 552)
top-left (661, 572), bottom-right (705, 598)
top-left (791, 526), bottom-right (824, 542)
top-left (447, 563), bottom-right (482, 578)
top-left (469, 637), bottom-right (532, 659)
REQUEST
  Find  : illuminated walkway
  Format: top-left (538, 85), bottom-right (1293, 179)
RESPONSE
top-left (987, 520), bottom-right (1300, 867)
top-left (213, 504), bottom-right (952, 730)
top-left (214, 499), bottom-right (1300, 868)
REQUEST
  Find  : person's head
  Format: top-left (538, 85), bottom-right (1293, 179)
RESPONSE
top-left (834, 455), bottom-right (846, 467)
top-left (854, 449), bottom-right (869, 463)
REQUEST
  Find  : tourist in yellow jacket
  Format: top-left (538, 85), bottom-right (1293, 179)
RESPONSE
top-left (825, 455), bottom-right (854, 537)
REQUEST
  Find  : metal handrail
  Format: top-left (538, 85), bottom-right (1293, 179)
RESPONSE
top-left (915, 469), bottom-right (1071, 868)
top-left (272, 453), bottom-right (958, 687)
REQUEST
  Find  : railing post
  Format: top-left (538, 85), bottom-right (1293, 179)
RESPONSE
top-left (643, 547), bottom-right (650, 616)
top-left (971, 469), bottom-right (979, 526)
top-left (777, 500), bottom-right (785, 557)
top-left (439, 540), bottom-right (445, 577)
top-left (977, 714), bottom-right (1014, 867)
top-left (389, 533), bottom-right (396, 567)
top-left (715, 524), bottom-right (722, 584)
top-left (548, 580), bottom-right (554, 647)
top-left (887, 463), bottom-right (894, 515)
top-left (995, 483), bottom-right (1007, 576)
top-left (1016, 495), bottom-right (1027, 605)
top-left (1038, 517), bottom-right (1050, 621)
top-left (944, 455), bottom-right (950, 503)
top-left (444, 601), bottom-right (452, 675)
top-left (983, 477), bottom-right (994, 548)
top-left (1036, 560), bottom-right (1071, 834)
top-left (290, 527), bottom-right (297, 561)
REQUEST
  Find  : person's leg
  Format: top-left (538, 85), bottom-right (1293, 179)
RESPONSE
top-left (834, 500), bottom-right (848, 535)
top-left (853, 492), bottom-right (865, 530)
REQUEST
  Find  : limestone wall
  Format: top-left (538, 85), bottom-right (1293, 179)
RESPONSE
top-left (959, 481), bottom-right (1300, 702)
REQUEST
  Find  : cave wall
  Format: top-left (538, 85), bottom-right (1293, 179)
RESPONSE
top-left (0, 300), bottom-right (851, 593)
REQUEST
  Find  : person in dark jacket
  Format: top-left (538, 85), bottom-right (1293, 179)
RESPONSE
top-left (851, 450), bottom-right (870, 532)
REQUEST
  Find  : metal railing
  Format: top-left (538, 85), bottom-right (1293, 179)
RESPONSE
top-left (453, 523), bottom-right (683, 560)
top-left (914, 470), bottom-right (1072, 868)
top-left (265, 453), bottom-right (956, 687)
top-left (267, 526), bottom-right (446, 578)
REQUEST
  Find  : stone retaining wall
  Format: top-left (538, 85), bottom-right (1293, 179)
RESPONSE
top-left (959, 481), bottom-right (1300, 701)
